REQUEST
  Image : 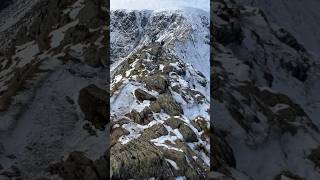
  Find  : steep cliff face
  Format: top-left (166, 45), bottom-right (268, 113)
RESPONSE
top-left (0, 0), bottom-right (109, 179)
top-left (110, 9), bottom-right (210, 179)
top-left (235, 0), bottom-right (320, 56)
top-left (212, 0), bottom-right (320, 179)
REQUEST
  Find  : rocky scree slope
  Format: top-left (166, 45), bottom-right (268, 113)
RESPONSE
top-left (212, 0), bottom-right (320, 180)
top-left (0, 0), bottom-right (110, 179)
top-left (110, 9), bottom-right (210, 179)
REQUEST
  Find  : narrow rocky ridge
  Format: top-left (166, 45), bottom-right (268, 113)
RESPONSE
top-left (110, 9), bottom-right (210, 179)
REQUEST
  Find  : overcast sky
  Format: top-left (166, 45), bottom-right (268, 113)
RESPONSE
top-left (110, 0), bottom-right (209, 12)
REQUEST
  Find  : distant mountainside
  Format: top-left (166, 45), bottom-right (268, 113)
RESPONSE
top-left (212, 0), bottom-right (320, 179)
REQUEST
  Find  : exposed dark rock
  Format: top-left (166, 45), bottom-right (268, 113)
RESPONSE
top-left (82, 123), bottom-right (97, 136)
top-left (0, 165), bottom-right (21, 179)
top-left (126, 109), bottom-right (142, 123)
top-left (49, 151), bottom-right (99, 180)
top-left (274, 28), bottom-right (307, 53)
top-left (84, 45), bottom-right (105, 68)
top-left (63, 25), bottom-right (90, 45)
top-left (134, 88), bottom-right (156, 102)
top-left (212, 129), bottom-right (236, 171)
top-left (111, 127), bottom-right (130, 146)
top-left (178, 124), bottom-right (198, 142)
top-left (139, 107), bottom-right (153, 122)
top-left (6, 154), bottom-right (16, 159)
top-left (163, 149), bottom-right (199, 178)
top-left (149, 101), bottom-right (161, 113)
top-left (157, 94), bottom-right (183, 116)
top-left (274, 171), bottom-right (305, 180)
top-left (111, 118), bottom-right (131, 127)
top-left (111, 139), bottom-right (173, 179)
top-left (142, 75), bottom-right (168, 93)
top-left (65, 96), bottom-right (75, 105)
top-left (140, 124), bottom-right (168, 140)
top-left (191, 116), bottom-right (208, 132)
top-left (78, 84), bottom-right (108, 130)
top-left (308, 146), bottom-right (320, 168)
top-left (93, 153), bottom-right (109, 180)
top-left (164, 117), bottom-right (184, 129)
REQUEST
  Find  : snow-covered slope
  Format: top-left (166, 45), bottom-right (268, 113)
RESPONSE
top-left (212, 0), bottom-right (320, 179)
top-left (0, 0), bottom-right (109, 179)
top-left (110, 8), bottom-right (210, 179)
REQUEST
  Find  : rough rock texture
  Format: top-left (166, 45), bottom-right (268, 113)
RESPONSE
top-left (0, 0), bottom-right (109, 179)
top-left (78, 84), bottom-right (108, 130)
top-left (211, 0), bottom-right (320, 179)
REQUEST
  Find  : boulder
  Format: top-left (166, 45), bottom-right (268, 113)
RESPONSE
top-left (163, 149), bottom-right (199, 178)
top-left (164, 117), bottom-right (184, 129)
top-left (308, 146), bottom-right (320, 168)
top-left (178, 124), bottom-right (198, 142)
top-left (126, 108), bottom-right (152, 125)
top-left (126, 109), bottom-right (141, 123)
top-left (111, 127), bottom-right (130, 146)
top-left (140, 124), bottom-right (168, 140)
top-left (149, 101), bottom-right (161, 113)
top-left (191, 116), bottom-right (208, 132)
top-left (134, 88), bottom-right (156, 102)
top-left (50, 151), bottom-right (99, 180)
top-left (142, 75), bottom-right (168, 93)
top-left (111, 139), bottom-right (173, 179)
top-left (78, 84), bottom-right (108, 130)
top-left (157, 94), bottom-right (183, 116)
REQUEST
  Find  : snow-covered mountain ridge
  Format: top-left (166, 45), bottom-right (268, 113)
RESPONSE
top-left (111, 8), bottom-right (210, 77)
top-left (110, 8), bottom-right (211, 179)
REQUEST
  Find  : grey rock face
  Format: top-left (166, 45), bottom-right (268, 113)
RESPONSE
top-left (178, 124), bottom-right (198, 142)
top-left (142, 74), bottom-right (168, 93)
top-left (134, 88), bottom-right (156, 102)
top-left (157, 94), bottom-right (183, 116)
top-left (110, 139), bottom-right (173, 179)
top-left (211, 0), bottom-right (320, 179)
